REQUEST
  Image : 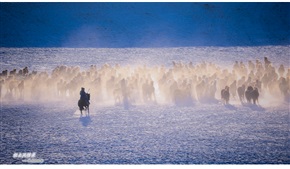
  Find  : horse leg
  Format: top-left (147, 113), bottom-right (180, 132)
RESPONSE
top-left (87, 106), bottom-right (89, 116)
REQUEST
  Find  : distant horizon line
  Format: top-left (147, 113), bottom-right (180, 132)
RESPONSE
top-left (1, 45), bottom-right (290, 49)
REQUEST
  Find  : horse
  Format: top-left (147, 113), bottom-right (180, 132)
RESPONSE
top-left (245, 86), bottom-right (259, 104)
top-left (221, 86), bottom-right (230, 104)
top-left (237, 84), bottom-right (246, 103)
top-left (78, 93), bottom-right (90, 115)
top-left (229, 80), bottom-right (237, 99)
top-left (251, 87), bottom-right (259, 105)
top-left (245, 86), bottom-right (254, 103)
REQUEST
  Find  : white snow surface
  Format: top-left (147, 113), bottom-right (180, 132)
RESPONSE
top-left (1, 46), bottom-right (289, 72)
top-left (0, 46), bottom-right (289, 164)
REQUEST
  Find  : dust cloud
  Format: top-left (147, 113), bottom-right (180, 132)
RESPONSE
top-left (0, 57), bottom-right (289, 107)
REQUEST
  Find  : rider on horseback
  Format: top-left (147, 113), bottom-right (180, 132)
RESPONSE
top-left (80, 87), bottom-right (90, 106)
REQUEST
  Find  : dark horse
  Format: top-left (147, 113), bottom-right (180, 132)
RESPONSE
top-left (78, 93), bottom-right (90, 115)
top-left (221, 86), bottom-right (230, 104)
top-left (245, 86), bottom-right (259, 105)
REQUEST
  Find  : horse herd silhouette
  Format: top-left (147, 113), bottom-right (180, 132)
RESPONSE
top-left (0, 57), bottom-right (289, 108)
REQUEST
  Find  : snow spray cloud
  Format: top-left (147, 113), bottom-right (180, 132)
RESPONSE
top-left (0, 57), bottom-right (289, 107)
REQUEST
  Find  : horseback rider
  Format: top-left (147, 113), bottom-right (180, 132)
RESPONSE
top-left (80, 87), bottom-right (90, 106)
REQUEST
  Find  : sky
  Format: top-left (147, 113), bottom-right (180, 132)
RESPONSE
top-left (0, 2), bottom-right (289, 47)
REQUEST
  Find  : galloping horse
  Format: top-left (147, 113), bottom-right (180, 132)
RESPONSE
top-left (78, 93), bottom-right (90, 115)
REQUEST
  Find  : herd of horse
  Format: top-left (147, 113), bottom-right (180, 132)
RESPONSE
top-left (0, 57), bottom-right (289, 111)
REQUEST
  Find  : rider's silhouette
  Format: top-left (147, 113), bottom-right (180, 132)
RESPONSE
top-left (80, 87), bottom-right (89, 105)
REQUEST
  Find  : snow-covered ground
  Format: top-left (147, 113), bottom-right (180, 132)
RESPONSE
top-left (0, 46), bottom-right (289, 164)
top-left (0, 101), bottom-right (289, 164)
top-left (1, 46), bottom-right (289, 72)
